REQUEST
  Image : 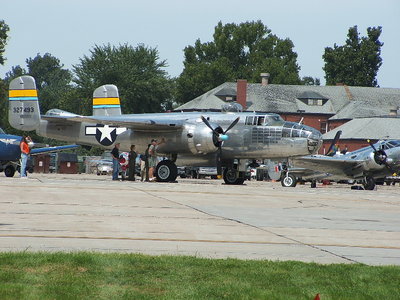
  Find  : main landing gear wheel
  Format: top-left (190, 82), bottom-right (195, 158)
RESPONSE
top-left (4, 165), bottom-right (16, 177)
top-left (281, 173), bottom-right (297, 187)
top-left (155, 160), bottom-right (178, 182)
top-left (223, 168), bottom-right (245, 185)
top-left (363, 177), bottom-right (376, 190)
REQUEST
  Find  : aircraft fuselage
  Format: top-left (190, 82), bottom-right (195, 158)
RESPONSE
top-left (37, 111), bottom-right (322, 166)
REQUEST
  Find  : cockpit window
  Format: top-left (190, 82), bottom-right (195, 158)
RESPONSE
top-left (245, 114), bottom-right (284, 126)
top-left (282, 122), bottom-right (313, 138)
top-left (381, 144), bottom-right (389, 150)
top-left (245, 116), bottom-right (254, 125)
top-left (387, 140), bottom-right (400, 148)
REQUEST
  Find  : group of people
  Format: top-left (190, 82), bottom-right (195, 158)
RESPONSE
top-left (111, 139), bottom-right (159, 182)
top-left (19, 135), bottom-right (161, 181)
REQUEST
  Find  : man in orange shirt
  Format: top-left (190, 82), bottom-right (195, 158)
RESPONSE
top-left (20, 136), bottom-right (31, 178)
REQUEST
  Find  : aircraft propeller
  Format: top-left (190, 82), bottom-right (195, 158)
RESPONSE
top-left (325, 130), bottom-right (342, 156)
top-left (201, 116), bottom-right (240, 176)
top-left (367, 139), bottom-right (395, 174)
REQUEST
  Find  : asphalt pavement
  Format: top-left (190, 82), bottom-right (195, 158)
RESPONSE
top-left (1, 173), bottom-right (399, 265)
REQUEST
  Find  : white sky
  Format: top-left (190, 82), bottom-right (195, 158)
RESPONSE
top-left (1, 0), bottom-right (399, 87)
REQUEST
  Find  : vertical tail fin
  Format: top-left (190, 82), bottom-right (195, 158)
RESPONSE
top-left (92, 84), bottom-right (121, 116)
top-left (8, 76), bottom-right (41, 131)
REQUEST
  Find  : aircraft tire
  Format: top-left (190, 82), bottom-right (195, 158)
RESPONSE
top-left (155, 160), bottom-right (178, 182)
top-left (363, 177), bottom-right (376, 190)
top-left (223, 168), bottom-right (245, 185)
top-left (281, 173), bottom-right (297, 187)
top-left (235, 177), bottom-right (245, 185)
top-left (4, 165), bottom-right (16, 177)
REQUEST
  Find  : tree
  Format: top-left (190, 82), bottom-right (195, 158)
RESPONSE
top-left (0, 20), bottom-right (10, 131)
top-left (2, 54), bottom-right (75, 141)
top-left (4, 65), bottom-right (26, 81)
top-left (301, 76), bottom-right (320, 86)
top-left (4, 53), bottom-right (74, 114)
top-left (176, 20), bottom-right (301, 103)
top-left (0, 20), bottom-right (10, 66)
top-left (25, 53), bottom-right (73, 114)
top-left (0, 79), bottom-right (10, 132)
top-left (73, 44), bottom-right (173, 114)
top-left (323, 26), bottom-right (383, 87)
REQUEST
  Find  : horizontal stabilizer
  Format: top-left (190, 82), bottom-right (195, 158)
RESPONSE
top-left (30, 144), bottom-right (79, 155)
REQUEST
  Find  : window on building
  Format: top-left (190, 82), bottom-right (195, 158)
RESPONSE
top-left (307, 99), bottom-right (324, 106)
top-left (297, 91), bottom-right (328, 106)
top-left (320, 122), bottom-right (327, 134)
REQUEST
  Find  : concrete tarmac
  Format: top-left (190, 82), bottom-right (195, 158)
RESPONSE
top-left (1, 174), bottom-right (399, 265)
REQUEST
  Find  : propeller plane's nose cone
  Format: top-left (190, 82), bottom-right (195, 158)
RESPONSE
top-left (220, 134), bottom-right (229, 141)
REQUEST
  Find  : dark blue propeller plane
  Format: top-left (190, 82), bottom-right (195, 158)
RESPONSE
top-left (0, 128), bottom-right (78, 177)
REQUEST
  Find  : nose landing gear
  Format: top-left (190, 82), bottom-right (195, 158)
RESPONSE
top-left (281, 172), bottom-right (297, 187)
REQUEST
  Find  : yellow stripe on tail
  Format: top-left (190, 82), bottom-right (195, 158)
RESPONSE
top-left (93, 97), bottom-right (120, 106)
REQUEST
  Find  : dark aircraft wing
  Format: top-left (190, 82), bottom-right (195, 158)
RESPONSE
top-left (30, 144), bottom-right (79, 155)
top-left (42, 115), bottom-right (185, 132)
top-left (292, 155), bottom-right (364, 178)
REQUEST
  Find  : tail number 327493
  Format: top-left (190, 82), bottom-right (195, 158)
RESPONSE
top-left (13, 107), bottom-right (34, 113)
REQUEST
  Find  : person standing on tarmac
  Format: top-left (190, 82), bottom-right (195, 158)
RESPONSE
top-left (148, 139), bottom-right (158, 181)
top-left (111, 143), bottom-right (120, 181)
top-left (20, 136), bottom-right (31, 178)
top-left (128, 144), bottom-right (137, 181)
top-left (143, 144), bottom-right (151, 181)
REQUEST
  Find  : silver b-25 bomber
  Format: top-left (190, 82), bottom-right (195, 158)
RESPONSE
top-left (8, 75), bottom-right (323, 184)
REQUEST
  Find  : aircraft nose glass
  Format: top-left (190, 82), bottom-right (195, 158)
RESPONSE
top-left (306, 129), bottom-right (323, 153)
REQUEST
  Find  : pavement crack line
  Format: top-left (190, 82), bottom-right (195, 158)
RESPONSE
top-left (128, 185), bottom-right (361, 264)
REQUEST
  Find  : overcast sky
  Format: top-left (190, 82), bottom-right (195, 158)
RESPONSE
top-left (2, 0), bottom-right (399, 88)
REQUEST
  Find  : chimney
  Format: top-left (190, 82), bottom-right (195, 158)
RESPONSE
top-left (389, 106), bottom-right (399, 116)
top-left (236, 79), bottom-right (247, 110)
top-left (343, 84), bottom-right (353, 101)
top-left (260, 73), bottom-right (270, 86)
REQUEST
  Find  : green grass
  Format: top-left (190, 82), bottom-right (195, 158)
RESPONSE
top-left (0, 252), bottom-right (399, 299)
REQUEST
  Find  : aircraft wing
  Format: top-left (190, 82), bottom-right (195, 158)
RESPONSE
top-left (30, 144), bottom-right (79, 155)
top-left (291, 155), bottom-right (364, 179)
top-left (42, 115), bottom-right (185, 132)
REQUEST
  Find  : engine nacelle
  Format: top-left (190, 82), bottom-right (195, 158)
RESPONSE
top-left (362, 152), bottom-right (386, 171)
top-left (185, 123), bottom-right (219, 155)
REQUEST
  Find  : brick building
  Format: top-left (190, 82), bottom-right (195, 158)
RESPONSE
top-left (176, 79), bottom-right (400, 153)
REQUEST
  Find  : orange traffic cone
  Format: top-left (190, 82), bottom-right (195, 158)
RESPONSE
top-left (314, 293), bottom-right (320, 300)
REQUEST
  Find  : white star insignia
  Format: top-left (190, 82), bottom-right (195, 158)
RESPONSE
top-left (98, 125), bottom-right (115, 142)
top-left (0, 138), bottom-right (18, 145)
